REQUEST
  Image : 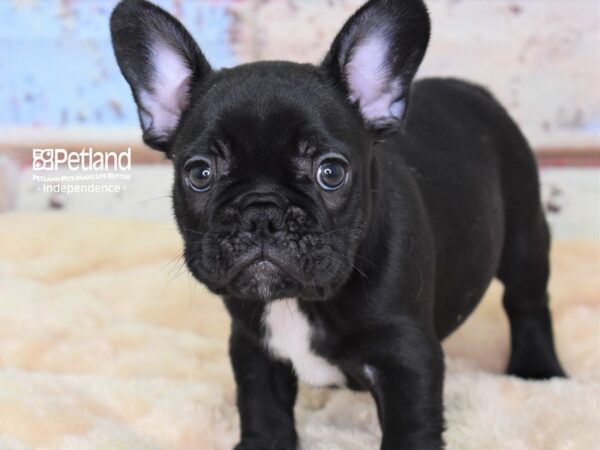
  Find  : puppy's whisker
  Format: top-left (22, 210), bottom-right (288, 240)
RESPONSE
top-left (182, 227), bottom-right (208, 237)
top-left (353, 253), bottom-right (376, 268)
top-left (320, 227), bottom-right (361, 237)
top-left (135, 195), bottom-right (172, 205)
top-left (160, 253), bottom-right (184, 274)
top-left (166, 254), bottom-right (191, 286)
top-left (319, 254), bottom-right (369, 282)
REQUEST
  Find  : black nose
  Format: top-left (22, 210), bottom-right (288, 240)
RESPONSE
top-left (241, 207), bottom-right (284, 235)
top-left (239, 192), bottom-right (287, 236)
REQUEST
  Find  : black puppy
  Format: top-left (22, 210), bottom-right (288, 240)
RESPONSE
top-left (111, 0), bottom-right (566, 448)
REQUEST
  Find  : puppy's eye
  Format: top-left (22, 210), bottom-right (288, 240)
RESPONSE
top-left (316, 159), bottom-right (347, 191)
top-left (185, 160), bottom-right (213, 192)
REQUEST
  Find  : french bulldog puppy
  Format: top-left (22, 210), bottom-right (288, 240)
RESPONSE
top-left (111, 0), bottom-right (566, 448)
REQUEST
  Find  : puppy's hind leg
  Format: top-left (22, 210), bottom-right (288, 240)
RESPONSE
top-left (497, 212), bottom-right (566, 379)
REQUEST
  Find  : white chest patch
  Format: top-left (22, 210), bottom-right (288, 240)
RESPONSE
top-left (262, 299), bottom-right (346, 387)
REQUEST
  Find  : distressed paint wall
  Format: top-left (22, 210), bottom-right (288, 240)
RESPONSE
top-left (0, 0), bottom-right (236, 128)
top-left (1, 0), bottom-right (599, 150)
top-left (228, 0), bottom-right (600, 150)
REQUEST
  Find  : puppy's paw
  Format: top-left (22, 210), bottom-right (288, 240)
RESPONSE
top-left (507, 362), bottom-right (567, 380)
top-left (381, 438), bottom-right (444, 450)
top-left (507, 352), bottom-right (567, 380)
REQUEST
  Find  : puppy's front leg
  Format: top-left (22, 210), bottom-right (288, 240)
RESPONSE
top-left (229, 322), bottom-right (299, 450)
top-left (359, 324), bottom-right (445, 450)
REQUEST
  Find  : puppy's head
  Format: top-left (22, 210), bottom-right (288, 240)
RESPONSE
top-left (111, 0), bottom-right (430, 301)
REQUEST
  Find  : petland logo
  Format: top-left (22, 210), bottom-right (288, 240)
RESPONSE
top-left (31, 148), bottom-right (132, 195)
top-left (33, 148), bottom-right (131, 171)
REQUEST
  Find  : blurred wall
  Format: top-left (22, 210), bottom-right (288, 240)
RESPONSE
top-left (1, 0), bottom-right (599, 153)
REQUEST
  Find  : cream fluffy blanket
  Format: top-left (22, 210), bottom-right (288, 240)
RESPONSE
top-left (0, 213), bottom-right (598, 450)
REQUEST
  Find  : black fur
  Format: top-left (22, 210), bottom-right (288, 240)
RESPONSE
top-left (111, 1), bottom-right (566, 449)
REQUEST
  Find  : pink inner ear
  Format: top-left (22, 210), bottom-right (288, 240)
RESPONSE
top-left (175, 74), bottom-right (192, 111)
top-left (138, 42), bottom-right (193, 139)
top-left (345, 33), bottom-right (404, 124)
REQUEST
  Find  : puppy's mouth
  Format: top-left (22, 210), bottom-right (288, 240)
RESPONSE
top-left (188, 233), bottom-right (351, 301)
top-left (229, 256), bottom-right (303, 301)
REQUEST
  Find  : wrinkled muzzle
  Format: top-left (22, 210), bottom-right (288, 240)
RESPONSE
top-left (183, 192), bottom-right (352, 301)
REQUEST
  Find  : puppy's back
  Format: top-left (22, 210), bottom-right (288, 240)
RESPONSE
top-left (393, 77), bottom-right (543, 338)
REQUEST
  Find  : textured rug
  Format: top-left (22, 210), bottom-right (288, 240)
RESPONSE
top-left (0, 213), bottom-right (598, 450)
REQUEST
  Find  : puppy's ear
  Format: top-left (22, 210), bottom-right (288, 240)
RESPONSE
top-left (321, 0), bottom-right (430, 134)
top-left (110, 0), bottom-right (212, 152)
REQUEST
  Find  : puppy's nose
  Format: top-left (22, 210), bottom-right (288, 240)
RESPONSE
top-left (241, 206), bottom-right (284, 235)
top-left (239, 192), bottom-right (287, 236)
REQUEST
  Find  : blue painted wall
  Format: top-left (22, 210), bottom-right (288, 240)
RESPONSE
top-left (0, 0), bottom-right (237, 128)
